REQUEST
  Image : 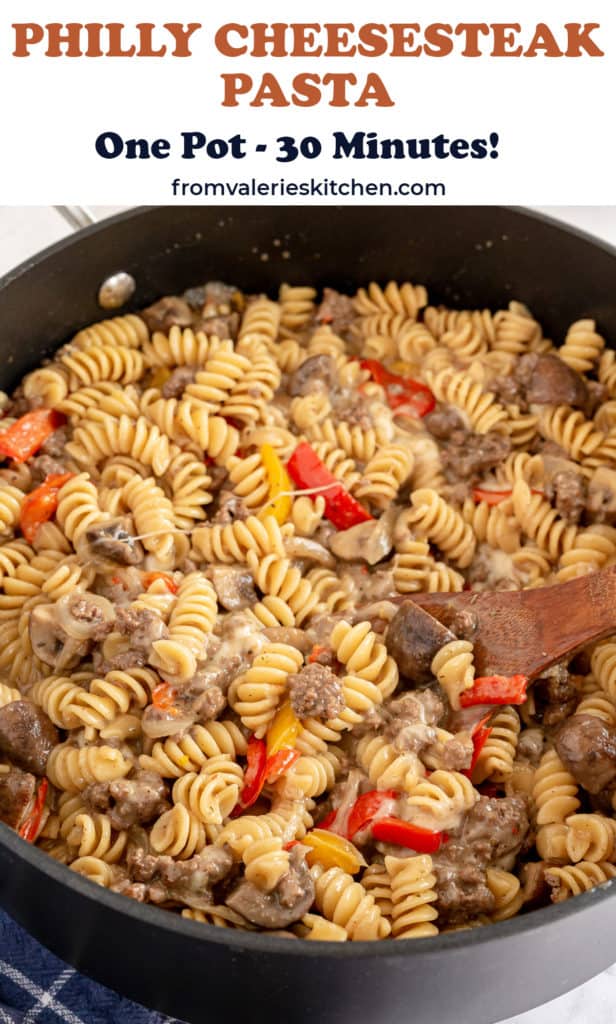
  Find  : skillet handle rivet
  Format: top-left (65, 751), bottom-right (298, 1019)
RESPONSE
top-left (98, 272), bottom-right (136, 310)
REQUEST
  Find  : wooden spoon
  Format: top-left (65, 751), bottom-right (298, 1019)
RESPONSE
top-left (403, 565), bottom-right (616, 679)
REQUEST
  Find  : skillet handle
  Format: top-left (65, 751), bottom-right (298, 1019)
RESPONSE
top-left (53, 206), bottom-right (97, 232)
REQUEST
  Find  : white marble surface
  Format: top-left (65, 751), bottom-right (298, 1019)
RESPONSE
top-left (0, 204), bottom-right (615, 1024)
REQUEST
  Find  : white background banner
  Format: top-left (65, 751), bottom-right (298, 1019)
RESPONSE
top-left (0, 0), bottom-right (614, 204)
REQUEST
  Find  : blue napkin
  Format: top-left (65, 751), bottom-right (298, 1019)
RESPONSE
top-left (0, 911), bottom-right (181, 1024)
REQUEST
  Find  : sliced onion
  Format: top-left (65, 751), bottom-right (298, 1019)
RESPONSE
top-left (56, 592), bottom-right (115, 640)
top-left (328, 768), bottom-right (364, 838)
top-left (142, 710), bottom-right (194, 739)
top-left (447, 704), bottom-right (494, 734)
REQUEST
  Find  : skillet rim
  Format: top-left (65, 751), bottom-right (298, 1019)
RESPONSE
top-left (0, 202), bottom-right (615, 959)
top-left (2, 815), bottom-right (615, 957)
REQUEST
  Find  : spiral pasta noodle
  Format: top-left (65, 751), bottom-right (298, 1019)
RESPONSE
top-left (405, 770), bottom-right (479, 829)
top-left (512, 480), bottom-right (578, 561)
top-left (354, 281), bottom-right (427, 321)
top-left (313, 866), bottom-right (391, 940)
top-left (538, 406), bottom-right (604, 461)
top-left (192, 514), bottom-right (285, 565)
top-left (172, 756), bottom-right (244, 825)
top-left (150, 804), bottom-right (208, 859)
top-left (59, 344), bottom-right (144, 391)
top-left (545, 861), bottom-right (616, 902)
top-left (67, 413), bottom-right (173, 477)
top-left (408, 489), bottom-right (476, 568)
top-left (229, 643), bottom-right (303, 737)
top-left (355, 445), bottom-right (414, 509)
top-left (356, 734), bottom-right (422, 792)
top-left (559, 319), bottom-right (605, 373)
top-left (393, 537), bottom-right (434, 593)
top-left (139, 721), bottom-right (247, 778)
top-left (279, 283), bottom-right (316, 337)
top-left (590, 640), bottom-right (616, 703)
top-left (486, 868), bottom-right (524, 922)
top-left (248, 552), bottom-right (320, 628)
top-left (532, 749), bottom-right (580, 825)
top-left (122, 474), bottom-right (176, 561)
top-left (47, 743), bottom-right (132, 793)
top-left (142, 325), bottom-right (212, 368)
top-left (472, 707), bottom-right (520, 784)
top-left (565, 814), bottom-right (616, 864)
top-left (425, 368), bottom-right (508, 435)
top-left (385, 855), bottom-right (439, 938)
top-left (430, 640), bottom-right (475, 710)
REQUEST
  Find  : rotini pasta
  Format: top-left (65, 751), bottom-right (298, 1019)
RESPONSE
top-left (1, 274), bottom-right (616, 944)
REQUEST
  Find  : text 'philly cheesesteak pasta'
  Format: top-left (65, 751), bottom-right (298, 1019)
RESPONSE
top-left (1, 278), bottom-right (616, 939)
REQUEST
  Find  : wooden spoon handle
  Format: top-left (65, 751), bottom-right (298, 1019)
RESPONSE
top-left (406, 565), bottom-right (616, 679)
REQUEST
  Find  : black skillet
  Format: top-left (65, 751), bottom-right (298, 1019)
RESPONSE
top-left (0, 205), bottom-right (615, 1024)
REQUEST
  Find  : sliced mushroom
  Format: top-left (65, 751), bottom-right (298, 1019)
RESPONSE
top-left (56, 592), bottom-right (115, 640)
top-left (207, 565), bottom-right (258, 610)
top-left (28, 603), bottom-right (89, 670)
top-left (329, 508), bottom-right (396, 565)
top-left (226, 848), bottom-right (315, 929)
top-left (386, 601), bottom-right (456, 686)
top-left (82, 518), bottom-right (144, 567)
top-left (283, 536), bottom-right (336, 568)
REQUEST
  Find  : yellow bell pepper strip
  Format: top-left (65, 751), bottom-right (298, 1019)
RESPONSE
top-left (459, 674), bottom-right (529, 708)
top-left (263, 702), bottom-right (301, 782)
top-left (19, 472), bottom-right (74, 543)
top-left (259, 443), bottom-right (292, 525)
top-left (19, 779), bottom-right (48, 843)
top-left (266, 702), bottom-right (301, 758)
top-left (301, 829), bottom-right (366, 874)
top-left (287, 442), bottom-right (373, 531)
top-left (0, 409), bottom-right (66, 463)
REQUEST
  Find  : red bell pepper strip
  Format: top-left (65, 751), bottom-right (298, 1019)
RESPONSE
top-left (347, 789), bottom-right (399, 839)
top-left (459, 674), bottom-right (529, 708)
top-left (472, 486), bottom-right (542, 506)
top-left (151, 683), bottom-right (180, 716)
top-left (265, 747), bottom-right (301, 784)
top-left (142, 571), bottom-right (179, 594)
top-left (19, 779), bottom-right (48, 843)
top-left (371, 817), bottom-right (447, 853)
top-left (462, 714), bottom-right (494, 778)
top-left (0, 409), bottom-right (66, 463)
top-left (360, 360), bottom-right (435, 418)
top-left (471, 487), bottom-right (513, 506)
top-left (287, 443), bottom-right (373, 531)
top-left (235, 736), bottom-right (267, 812)
top-left (19, 472), bottom-right (74, 543)
top-left (317, 809), bottom-right (338, 831)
